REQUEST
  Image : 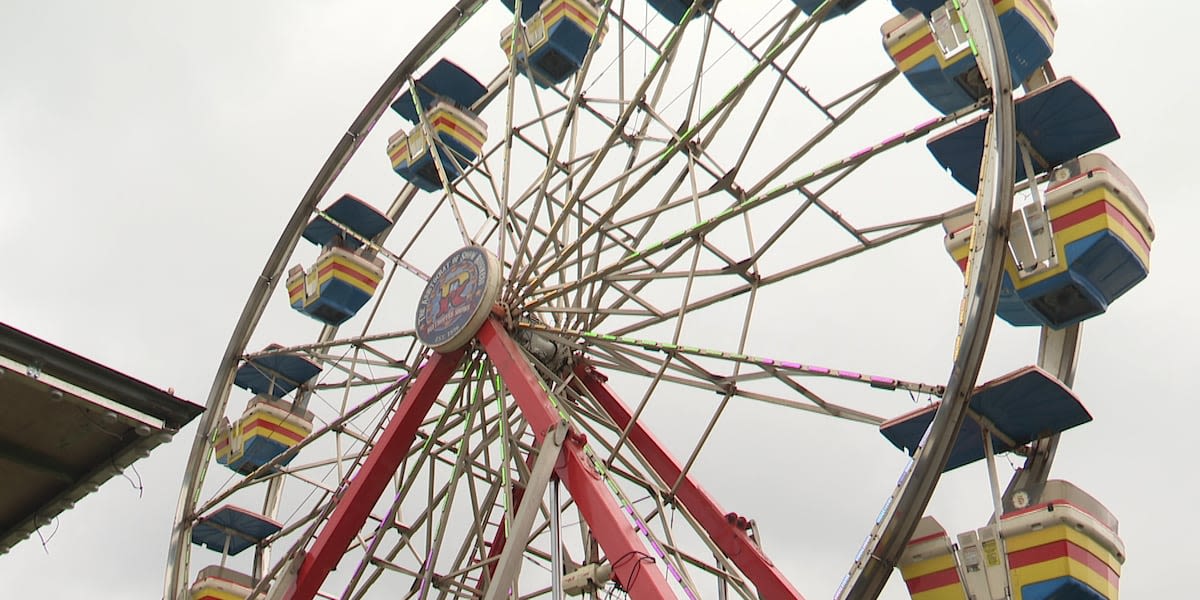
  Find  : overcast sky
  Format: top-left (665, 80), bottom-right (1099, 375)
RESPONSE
top-left (0, 1), bottom-right (1195, 598)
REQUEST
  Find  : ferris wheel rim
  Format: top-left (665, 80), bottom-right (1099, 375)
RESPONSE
top-left (165, 2), bottom-right (1031, 598)
top-left (164, 2), bottom-right (491, 597)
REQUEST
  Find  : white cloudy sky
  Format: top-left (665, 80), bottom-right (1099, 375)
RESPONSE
top-left (0, 1), bottom-right (1196, 598)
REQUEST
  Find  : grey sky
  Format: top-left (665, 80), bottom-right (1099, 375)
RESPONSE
top-left (0, 1), bottom-right (1194, 598)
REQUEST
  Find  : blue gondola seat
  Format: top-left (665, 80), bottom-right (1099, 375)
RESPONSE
top-left (214, 394), bottom-right (314, 475)
top-left (645, 0), bottom-right (715, 24)
top-left (882, 0), bottom-right (1057, 114)
top-left (942, 154), bottom-right (1154, 329)
top-left (287, 195), bottom-right (391, 326)
top-left (500, 0), bottom-right (608, 87)
top-left (388, 60), bottom-right (489, 192)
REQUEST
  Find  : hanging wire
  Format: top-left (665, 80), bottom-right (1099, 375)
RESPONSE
top-left (35, 515), bottom-right (60, 553)
top-left (609, 550), bottom-right (656, 594)
top-left (117, 462), bottom-right (145, 498)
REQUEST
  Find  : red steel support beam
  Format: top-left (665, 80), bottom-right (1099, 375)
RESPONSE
top-left (285, 348), bottom-right (466, 600)
top-left (477, 319), bottom-right (676, 599)
top-left (575, 360), bottom-right (805, 600)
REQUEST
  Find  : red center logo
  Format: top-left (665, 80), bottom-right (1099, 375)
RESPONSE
top-left (415, 247), bottom-right (501, 353)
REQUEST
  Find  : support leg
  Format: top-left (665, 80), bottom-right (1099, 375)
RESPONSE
top-left (284, 348), bottom-right (466, 600)
top-left (576, 360), bottom-right (804, 600)
top-left (478, 319), bottom-right (676, 599)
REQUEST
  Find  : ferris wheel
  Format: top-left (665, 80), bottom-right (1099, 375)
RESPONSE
top-left (166, 1), bottom-right (1152, 599)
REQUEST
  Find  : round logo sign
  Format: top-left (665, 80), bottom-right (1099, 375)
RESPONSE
top-left (415, 246), bottom-right (502, 353)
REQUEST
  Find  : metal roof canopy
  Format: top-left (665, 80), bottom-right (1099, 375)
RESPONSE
top-left (0, 322), bottom-right (203, 555)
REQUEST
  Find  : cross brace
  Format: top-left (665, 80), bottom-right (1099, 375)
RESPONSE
top-left (281, 318), bottom-right (800, 599)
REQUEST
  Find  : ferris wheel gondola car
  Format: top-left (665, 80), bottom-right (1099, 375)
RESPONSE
top-left (286, 195), bottom-right (390, 326)
top-left (882, 0), bottom-right (1056, 114)
top-left (214, 349), bottom-right (321, 475)
top-left (901, 482), bottom-right (1124, 600)
top-left (189, 566), bottom-right (259, 600)
top-left (190, 507), bottom-right (282, 599)
top-left (943, 206), bottom-right (1045, 327)
top-left (940, 154), bottom-right (1153, 329)
top-left (387, 60), bottom-right (488, 192)
top-left (792, 0), bottom-right (869, 20)
top-left (1010, 154), bottom-right (1154, 328)
top-left (500, 0), bottom-right (607, 87)
top-left (214, 395), bottom-right (314, 475)
top-left (933, 79), bottom-right (1149, 328)
top-left (898, 517), bottom-right (967, 600)
top-left (645, 0), bottom-right (714, 23)
top-left (1001, 480), bottom-right (1124, 600)
top-left (386, 102), bottom-right (488, 192)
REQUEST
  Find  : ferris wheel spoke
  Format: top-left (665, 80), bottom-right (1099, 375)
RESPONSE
top-left (509, 10), bottom-right (704, 295)
top-left (539, 95), bottom-right (957, 314)
top-left (548, 325), bottom-right (936, 419)
top-left (168, 0), bottom-right (1102, 596)
top-left (536, 194), bottom-right (947, 337)
top-left (349, 375), bottom-right (501, 597)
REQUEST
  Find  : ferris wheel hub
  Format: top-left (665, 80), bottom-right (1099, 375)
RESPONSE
top-left (415, 246), bottom-right (503, 353)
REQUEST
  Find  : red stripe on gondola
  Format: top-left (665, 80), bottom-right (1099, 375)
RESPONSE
top-left (1052, 200), bottom-right (1150, 255)
top-left (316, 260), bottom-right (380, 288)
top-left (893, 33), bottom-right (935, 63)
top-left (241, 417), bottom-right (307, 443)
top-left (430, 115), bottom-right (485, 149)
top-left (908, 531), bottom-right (950, 546)
top-left (543, 1), bottom-right (599, 30)
top-left (1008, 540), bottom-right (1119, 587)
top-left (905, 566), bottom-right (961, 594)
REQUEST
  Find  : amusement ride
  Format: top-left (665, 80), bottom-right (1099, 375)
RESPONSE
top-left (165, 1), bottom-right (1154, 598)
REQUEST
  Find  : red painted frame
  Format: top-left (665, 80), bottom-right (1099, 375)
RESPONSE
top-left (576, 360), bottom-right (805, 600)
top-left (284, 348), bottom-right (466, 600)
top-left (477, 318), bottom-right (676, 597)
top-left (283, 319), bottom-right (799, 599)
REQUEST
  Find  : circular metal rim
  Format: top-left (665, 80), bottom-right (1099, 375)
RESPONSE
top-left (163, 3), bottom-right (1023, 598)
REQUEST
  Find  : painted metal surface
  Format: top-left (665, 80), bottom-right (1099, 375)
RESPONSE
top-left (478, 319), bottom-right (678, 599)
top-left (576, 359), bottom-right (806, 600)
top-left (164, 5), bottom-right (490, 594)
top-left (416, 247), bottom-right (503, 352)
top-left (282, 348), bottom-right (466, 600)
top-left (836, 0), bottom-right (1017, 595)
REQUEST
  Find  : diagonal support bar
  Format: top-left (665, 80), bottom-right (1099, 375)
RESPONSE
top-left (284, 348), bottom-right (467, 600)
top-left (483, 426), bottom-right (567, 600)
top-left (477, 318), bottom-right (677, 599)
top-left (479, 451), bottom-right (539, 591)
top-left (575, 360), bottom-right (805, 600)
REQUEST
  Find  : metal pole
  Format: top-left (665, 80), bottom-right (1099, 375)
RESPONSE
top-left (483, 426), bottom-right (566, 600)
top-left (550, 477), bottom-right (564, 600)
top-left (1002, 325), bottom-right (1081, 510)
top-left (983, 429), bottom-right (1011, 599)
